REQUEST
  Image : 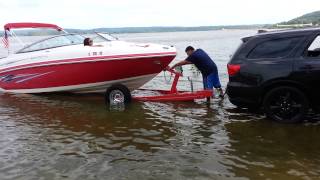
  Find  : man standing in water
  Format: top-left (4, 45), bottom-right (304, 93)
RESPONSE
top-left (168, 46), bottom-right (224, 98)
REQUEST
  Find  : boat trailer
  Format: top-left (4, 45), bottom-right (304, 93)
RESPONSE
top-left (133, 69), bottom-right (213, 102)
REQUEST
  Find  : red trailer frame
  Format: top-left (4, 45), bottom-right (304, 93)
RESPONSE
top-left (133, 69), bottom-right (213, 102)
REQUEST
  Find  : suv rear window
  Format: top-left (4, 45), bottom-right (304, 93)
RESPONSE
top-left (248, 37), bottom-right (302, 59)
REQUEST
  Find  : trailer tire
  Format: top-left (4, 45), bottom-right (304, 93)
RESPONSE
top-left (105, 84), bottom-right (131, 104)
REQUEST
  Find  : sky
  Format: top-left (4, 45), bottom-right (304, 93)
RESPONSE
top-left (0, 0), bottom-right (319, 29)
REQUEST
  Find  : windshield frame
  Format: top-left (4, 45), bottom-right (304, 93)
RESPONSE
top-left (94, 32), bottom-right (118, 41)
top-left (16, 33), bottom-right (85, 54)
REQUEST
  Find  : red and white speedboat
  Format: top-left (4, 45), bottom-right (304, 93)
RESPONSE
top-left (0, 23), bottom-right (176, 100)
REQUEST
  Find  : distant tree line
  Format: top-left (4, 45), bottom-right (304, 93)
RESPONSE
top-left (279, 11), bottom-right (320, 26)
top-left (0, 25), bottom-right (266, 36)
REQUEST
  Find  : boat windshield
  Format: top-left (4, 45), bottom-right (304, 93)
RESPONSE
top-left (91, 32), bottom-right (118, 43)
top-left (18, 34), bottom-right (85, 53)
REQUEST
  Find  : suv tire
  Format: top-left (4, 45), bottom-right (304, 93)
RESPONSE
top-left (263, 86), bottom-right (309, 123)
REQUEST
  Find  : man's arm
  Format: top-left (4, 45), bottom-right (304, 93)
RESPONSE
top-left (169, 60), bottom-right (192, 70)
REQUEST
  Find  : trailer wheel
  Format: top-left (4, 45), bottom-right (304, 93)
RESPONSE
top-left (105, 84), bottom-right (131, 104)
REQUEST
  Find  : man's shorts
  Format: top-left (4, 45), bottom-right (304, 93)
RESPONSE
top-left (203, 72), bottom-right (221, 89)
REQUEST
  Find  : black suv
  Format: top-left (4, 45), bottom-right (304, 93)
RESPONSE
top-left (227, 28), bottom-right (320, 123)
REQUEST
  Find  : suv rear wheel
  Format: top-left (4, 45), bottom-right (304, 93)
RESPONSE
top-left (263, 86), bottom-right (309, 123)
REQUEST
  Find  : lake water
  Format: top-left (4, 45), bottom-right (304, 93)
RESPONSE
top-left (0, 30), bottom-right (320, 180)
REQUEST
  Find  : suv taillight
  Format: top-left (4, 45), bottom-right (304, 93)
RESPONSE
top-left (227, 64), bottom-right (241, 76)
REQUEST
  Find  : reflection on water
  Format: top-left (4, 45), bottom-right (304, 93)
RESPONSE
top-left (0, 93), bottom-right (319, 180)
top-left (0, 30), bottom-right (319, 179)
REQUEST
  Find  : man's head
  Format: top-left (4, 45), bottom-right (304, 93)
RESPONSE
top-left (84, 38), bottom-right (93, 46)
top-left (185, 46), bottom-right (195, 56)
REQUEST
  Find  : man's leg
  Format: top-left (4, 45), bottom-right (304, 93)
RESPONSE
top-left (202, 76), bottom-right (211, 101)
top-left (207, 73), bottom-right (224, 98)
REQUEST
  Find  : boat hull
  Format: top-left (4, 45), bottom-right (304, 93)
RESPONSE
top-left (0, 54), bottom-right (175, 93)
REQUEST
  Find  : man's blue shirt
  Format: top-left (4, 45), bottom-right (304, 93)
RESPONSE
top-left (186, 49), bottom-right (218, 76)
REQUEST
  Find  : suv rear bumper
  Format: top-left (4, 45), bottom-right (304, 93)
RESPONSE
top-left (227, 83), bottom-right (262, 108)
